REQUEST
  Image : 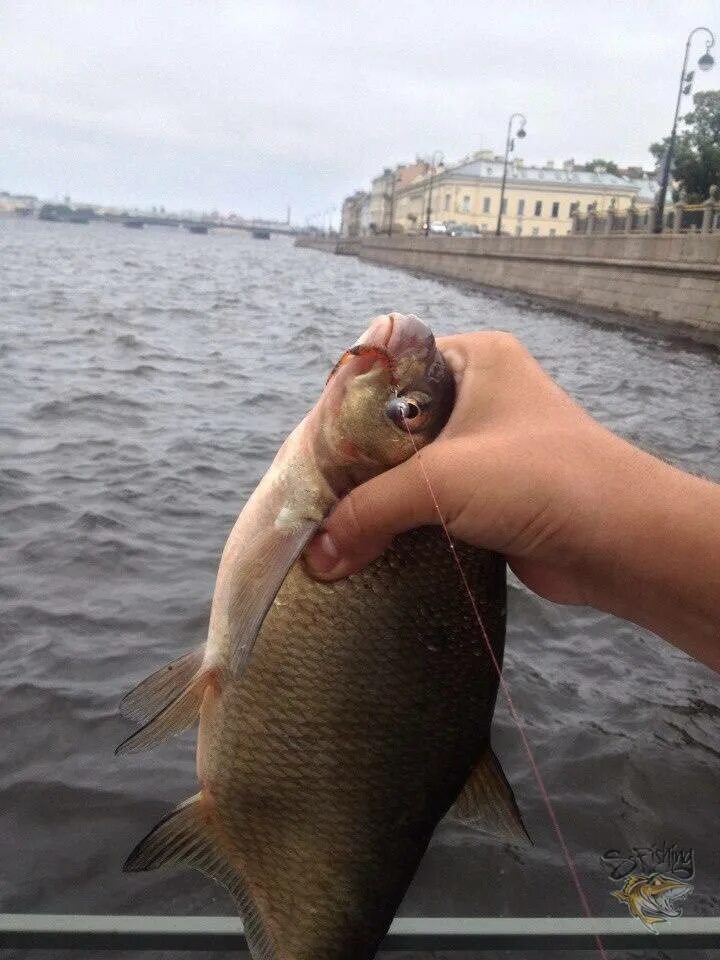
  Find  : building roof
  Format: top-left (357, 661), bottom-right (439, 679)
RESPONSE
top-left (437, 158), bottom-right (657, 200)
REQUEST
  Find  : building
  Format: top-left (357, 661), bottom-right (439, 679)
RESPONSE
top-left (0, 192), bottom-right (39, 216)
top-left (358, 193), bottom-right (371, 236)
top-left (392, 151), bottom-right (656, 237)
top-left (340, 191), bottom-right (370, 237)
top-left (366, 161), bottom-right (431, 234)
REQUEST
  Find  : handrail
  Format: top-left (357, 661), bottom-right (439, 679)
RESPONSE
top-left (1, 914), bottom-right (719, 951)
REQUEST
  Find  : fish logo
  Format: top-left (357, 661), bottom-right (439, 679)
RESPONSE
top-left (611, 872), bottom-right (693, 931)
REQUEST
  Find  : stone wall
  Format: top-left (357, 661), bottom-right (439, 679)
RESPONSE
top-left (296, 234), bottom-right (720, 342)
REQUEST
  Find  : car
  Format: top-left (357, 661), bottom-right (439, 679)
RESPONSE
top-left (422, 221), bottom-right (447, 234)
top-left (446, 223), bottom-right (481, 237)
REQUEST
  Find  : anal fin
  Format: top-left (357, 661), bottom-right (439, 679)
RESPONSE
top-left (124, 793), bottom-right (277, 960)
top-left (452, 746), bottom-right (531, 846)
top-left (115, 663), bottom-right (214, 756)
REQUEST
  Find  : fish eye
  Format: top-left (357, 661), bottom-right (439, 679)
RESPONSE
top-left (385, 392), bottom-right (432, 432)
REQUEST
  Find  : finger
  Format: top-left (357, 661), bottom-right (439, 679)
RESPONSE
top-left (305, 453), bottom-right (441, 581)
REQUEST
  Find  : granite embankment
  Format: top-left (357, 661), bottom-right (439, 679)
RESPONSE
top-left (296, 234), bottom-right (720, 343)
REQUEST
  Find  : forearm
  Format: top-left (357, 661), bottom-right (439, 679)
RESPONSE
top-left (589, 442), bottom-right (720, 671)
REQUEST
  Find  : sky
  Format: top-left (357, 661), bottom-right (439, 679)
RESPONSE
top-left (2, 1), bottom-right (719, 225)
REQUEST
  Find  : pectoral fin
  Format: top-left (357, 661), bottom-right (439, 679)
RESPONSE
top-left (226, 520), bottom-right (317, 676)
top-left (452, 747), bottom-right (531, 846)
top-left (124, 793), bottom-right (276, 960)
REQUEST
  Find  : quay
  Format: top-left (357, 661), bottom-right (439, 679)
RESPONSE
top-left (296, 233), bottom-right (720, 344)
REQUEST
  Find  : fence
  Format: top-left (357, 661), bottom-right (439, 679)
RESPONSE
top-left (572, 185), bottom-right (720, 237)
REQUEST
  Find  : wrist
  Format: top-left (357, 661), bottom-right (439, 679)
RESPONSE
top-left (586, 440), bottom-right (720, 666)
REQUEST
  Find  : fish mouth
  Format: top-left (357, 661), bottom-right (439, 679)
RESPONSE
top-left (645, 883), bottom-right (693, 917)
top-left (357, 313), bottom-right (435, 364)
top-left (649, 883), bottom-right (692, 917)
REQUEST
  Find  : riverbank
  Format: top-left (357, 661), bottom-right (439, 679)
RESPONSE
top-left (296, 234), bottom-right (720, 345)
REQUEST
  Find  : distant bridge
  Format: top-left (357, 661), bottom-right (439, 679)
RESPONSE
top-left (101, 213), bottom-right (296, 235)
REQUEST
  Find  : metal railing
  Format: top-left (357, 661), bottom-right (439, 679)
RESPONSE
top-left (571, 185), bottom-right (720, 236)
top-left (1, 914), bottom-right (719, 951)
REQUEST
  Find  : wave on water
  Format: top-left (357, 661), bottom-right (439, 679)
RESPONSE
top-left (1, 220), bottom-right (719, 948)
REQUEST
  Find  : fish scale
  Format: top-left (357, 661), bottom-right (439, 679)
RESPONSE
top-left (118, 314), bottom-right (527, 960)
top-left (203, 527), bottom-right (505, 960)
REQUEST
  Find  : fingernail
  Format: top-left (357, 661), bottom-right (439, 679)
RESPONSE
top-left (306, 531), bottom-right (340, 575)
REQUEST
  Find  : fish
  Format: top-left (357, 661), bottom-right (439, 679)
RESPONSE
top-left (117, 312), bottom-right (527, 960)
top-left (611, 873), bottom-right (693, 931)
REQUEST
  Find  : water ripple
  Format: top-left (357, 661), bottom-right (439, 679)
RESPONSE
top-left (1, 218), bottom-right (719, 944)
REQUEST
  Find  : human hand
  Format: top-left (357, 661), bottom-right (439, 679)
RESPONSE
top-left (306, 331), bottom-right (643, 604)
top-left (305, 331), bottom-right (720, 669)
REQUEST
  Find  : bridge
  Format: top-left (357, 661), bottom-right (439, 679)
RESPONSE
top-left (101, 212), bottom-right (296, 235)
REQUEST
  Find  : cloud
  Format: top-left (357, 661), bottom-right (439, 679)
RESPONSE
top-left (2, 0), bottom-right (718, 219)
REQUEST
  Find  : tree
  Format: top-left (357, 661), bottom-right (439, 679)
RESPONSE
top-left (583, 158), bottom-right (621, 176)
top-left (650, 90), bottom-right (720, 203)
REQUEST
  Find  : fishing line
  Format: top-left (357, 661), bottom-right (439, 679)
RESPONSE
top-left (402, 416), bottom-right (609, 960)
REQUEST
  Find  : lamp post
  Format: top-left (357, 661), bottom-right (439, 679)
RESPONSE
top-left (387, 171), bottom-right (398, 236)
top-left (654, 26), bottom-right (715, 233)
top-left (423, 150), bottom-right (445, 237)
top-left (495, 113), bottom-right (527, 236)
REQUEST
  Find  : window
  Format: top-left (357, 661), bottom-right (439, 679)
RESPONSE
top-left (501, 198), bottom-right (508, 214)
top-left (482, 196), bottom-right (491, 213)
top-left (587, 202), bottom-right (593, 211)
top-left (515, 225), bottom-right (522, 236)
top-left (531, 227), bottom-right (540, 236)
top-left (517, 198), bottom-right (525, 216)
top-left (534, 200), bottom-right (543, 216)
top-left (462, 195), bottom-right (471, 213)
top-left (569, 202), bottom-right (579, 217)
top-left (551, 202), bottom-right (560, 218)
top-left (444, 193), bottom-right (451, 212)
top-left (549, 228), bottom-right (556, 236)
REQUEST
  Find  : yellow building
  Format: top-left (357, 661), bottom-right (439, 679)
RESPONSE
top-left (391, 151), bottom-right (655, 237)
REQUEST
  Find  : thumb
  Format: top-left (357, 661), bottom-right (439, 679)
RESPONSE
top-left (305, 452), bottom-right (441, 580)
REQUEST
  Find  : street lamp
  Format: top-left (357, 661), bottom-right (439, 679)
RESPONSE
top-left (386, 171), bottom-right (399, 236)
top-left (496, 113), bottom-right (527, 236)
top-left (423, 150), bottom-right (445, 237)
top-left (654, 26), bottom-right (715, 233)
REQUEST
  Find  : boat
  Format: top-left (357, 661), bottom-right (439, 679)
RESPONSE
top-left (0, 912), bottom-right (713, 951)
top-left (123, 219), bottom-right (145, 230)
top-left (38, 204), bottom-right (93, 224)
top-left (252, 228), bottom-right (271, 239)
top-left (187, 224), bottom-right (209, 234)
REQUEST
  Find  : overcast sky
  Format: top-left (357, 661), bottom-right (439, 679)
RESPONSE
top-left (2, 2), bottom-right (718, 223)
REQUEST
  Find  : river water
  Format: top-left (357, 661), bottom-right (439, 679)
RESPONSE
top-left (1, 217), bottom-right (719, 959)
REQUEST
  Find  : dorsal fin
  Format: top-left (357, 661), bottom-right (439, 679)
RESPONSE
top-left (124, 793), bottom-right (277, 960)
top-left (452, 746), bottom-right (531, 846)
